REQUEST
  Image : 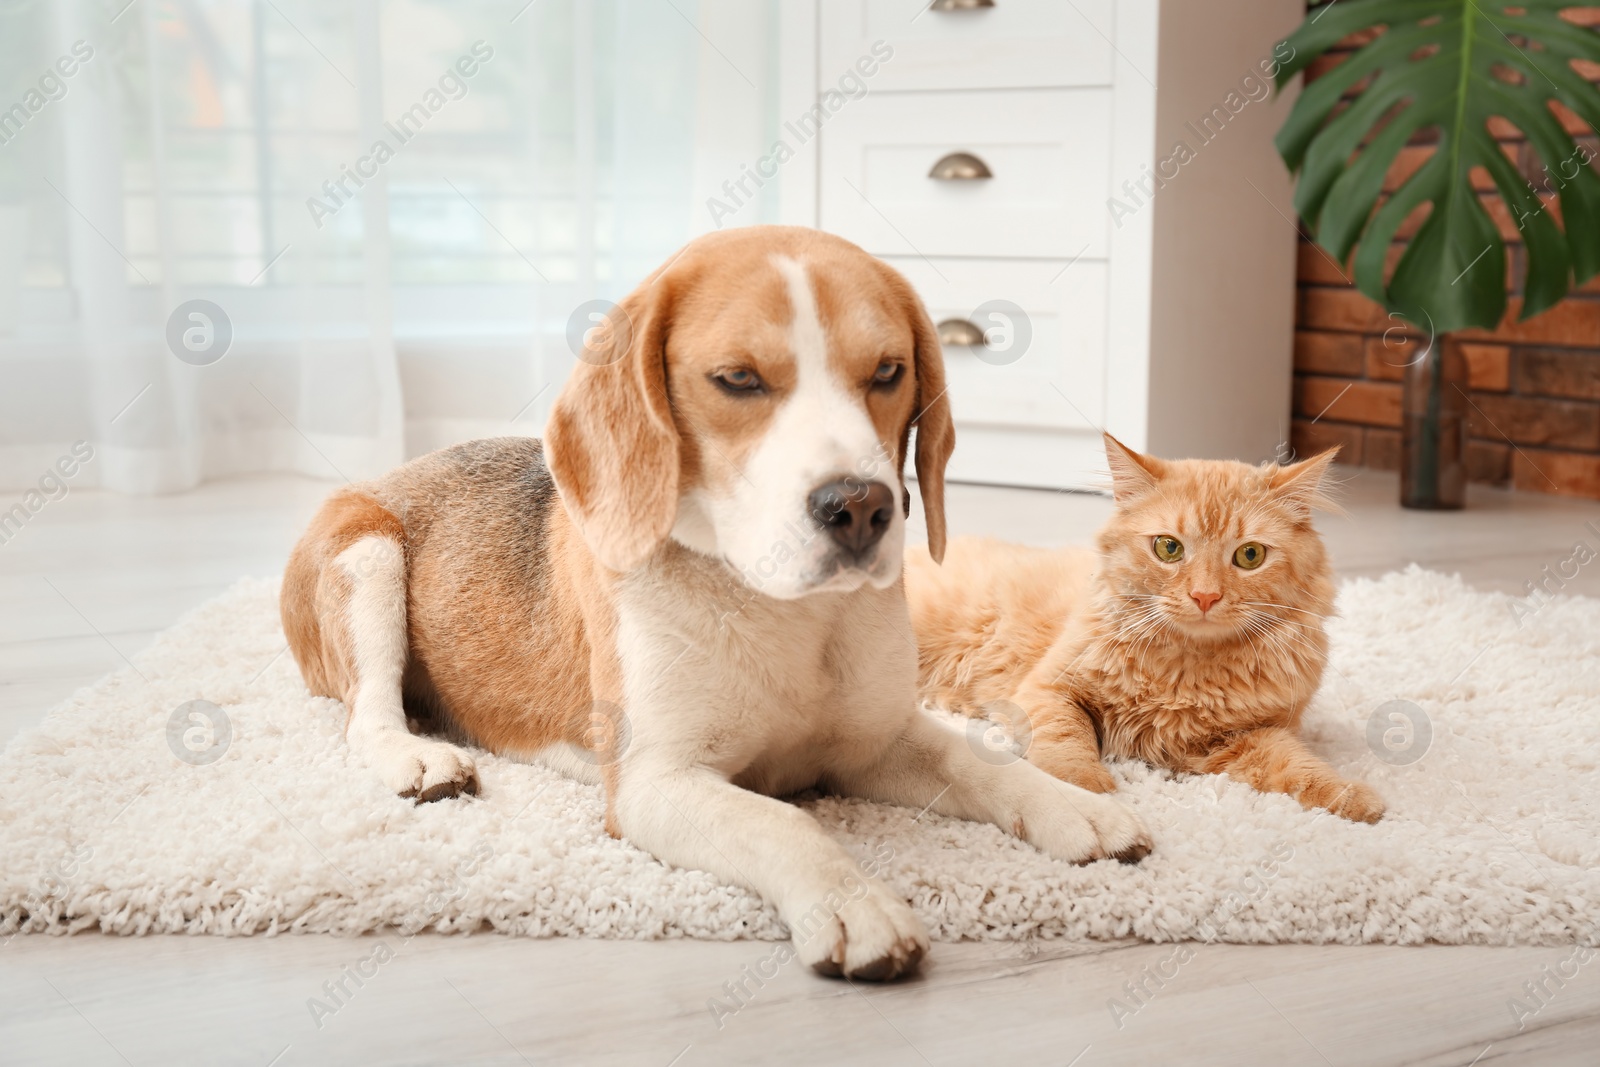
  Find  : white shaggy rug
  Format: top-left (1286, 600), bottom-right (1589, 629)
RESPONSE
top-left (2, 568), bottom-right (1597, 947)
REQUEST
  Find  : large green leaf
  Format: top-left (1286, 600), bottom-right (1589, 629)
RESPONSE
top-left (1275, 1), bottom-right (1600, 332)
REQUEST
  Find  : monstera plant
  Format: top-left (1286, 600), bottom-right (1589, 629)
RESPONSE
top-left (1273, 1), bottom-right (1600, 507)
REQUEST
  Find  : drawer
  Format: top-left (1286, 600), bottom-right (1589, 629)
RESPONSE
top-left (939, 424), bottom-right (1108, 492)
top-left (821, 0), bottom-right (1114, 91)
top-left (820, 89), bottom-right (1113, 260)
top-left (884, 256), bottom-right (1106, 431)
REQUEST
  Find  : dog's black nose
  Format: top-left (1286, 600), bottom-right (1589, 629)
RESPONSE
top-left (808, 479), bottom-right (895, 556)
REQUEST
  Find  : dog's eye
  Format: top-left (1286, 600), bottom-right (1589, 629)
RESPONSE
top-left (1152, 536), bottom-right (1184, 563)
top-left (713, 368), bottom-right (763, 393)
top-left (871, 361), bottom-right (903, 387)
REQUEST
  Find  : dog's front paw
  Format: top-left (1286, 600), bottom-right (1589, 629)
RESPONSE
top-left (370, 734), bottom-right (480, 803)
top-left (790, 880), bottom-right (928, 981)
top-left (1023, 784), bottom-right (1152, 865)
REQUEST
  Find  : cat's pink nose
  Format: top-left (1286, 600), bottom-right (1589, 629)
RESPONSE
top-left (1191, 591), bottom-right (1221, 613)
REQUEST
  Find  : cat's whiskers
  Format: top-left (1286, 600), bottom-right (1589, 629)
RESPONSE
top-left (1235, 610), bottom-right (1286, 667)
top-left (1241, 613), bottom-right (1316, 677)
top-left (1256, 631), bottom-right (1311, 672)
top-left (1128, 604), bottom-right (1178, 663)
top-left (1235, 599), bottom-right (1316, 636)
top-left (1128, 615), bottom-right (1170, 656)
top-left (1104, 592), bottom-right (1161, 627)
top-left (1040, 599), bottom-right (1161, 688)
top-left (1239, 599), bottom-right (1331, 621)
top-left (1116, 595), bottom-right (1165, 624)
top-left (1111, 593), bottom-right (1165, 614)
top-left (1113, 607), bottom-right (1164, 652)
top-left (1064, 587), bottom-right (1163, 667)
top-left (1237, 608), bottom-right (1322, 665)
top-left (1105, 600), bottom-right (1170, 657)
top-left (1235, 615), bottom-right (1269, 676)
top-left (1232, 603), bottom-right (1284, 642)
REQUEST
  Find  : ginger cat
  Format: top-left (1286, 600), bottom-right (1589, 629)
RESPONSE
top-left (905, 434), bottom-right (1383, 823)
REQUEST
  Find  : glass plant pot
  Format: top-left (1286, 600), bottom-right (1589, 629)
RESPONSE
top-left (1400, 335), bottom-right (1468, 510)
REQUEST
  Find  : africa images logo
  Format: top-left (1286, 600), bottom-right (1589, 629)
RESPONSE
top-left (305, 41), bottom-right (495, 229)
top-left (0, 40), bottom-right (94, 150)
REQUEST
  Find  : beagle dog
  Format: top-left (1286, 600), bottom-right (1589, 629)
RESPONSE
top-left (280, 226), bottom-right (1150, 980)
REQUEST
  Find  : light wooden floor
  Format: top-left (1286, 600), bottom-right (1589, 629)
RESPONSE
top-left (3, 468), bottom-right (1598, 1067)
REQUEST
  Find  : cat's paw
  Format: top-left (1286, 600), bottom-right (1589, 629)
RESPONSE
top-left (1027, 737), bottom-right (1117, 793)
top-left (1328, 780), bottom-right (1385, 823)
top-left (1313, 780), bottom-right (1385, 823)
top-left (1031, 753), bottom-right (1118, 794)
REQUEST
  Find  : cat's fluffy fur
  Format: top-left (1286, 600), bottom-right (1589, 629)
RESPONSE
top-left (905, 433), bottom-right (1384, 823)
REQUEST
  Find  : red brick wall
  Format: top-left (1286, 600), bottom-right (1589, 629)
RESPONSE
top-left (1290, 9), bottom-right (1600, 500)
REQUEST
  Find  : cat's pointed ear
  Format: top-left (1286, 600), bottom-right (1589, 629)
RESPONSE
top-left (1103, 432), bottom-right (1165, 503)
top-left (1271, 447), bottom-right (1342, 520)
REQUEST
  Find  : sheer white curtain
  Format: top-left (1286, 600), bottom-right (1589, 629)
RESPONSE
top-left (0, 0), bottom-right (779, 494)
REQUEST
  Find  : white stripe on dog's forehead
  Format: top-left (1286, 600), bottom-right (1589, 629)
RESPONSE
top-left (773, 255), bottom-right (829, 388)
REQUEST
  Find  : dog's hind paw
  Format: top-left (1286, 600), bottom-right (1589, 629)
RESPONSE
top-left (369, 734), bottom-right (480, 803)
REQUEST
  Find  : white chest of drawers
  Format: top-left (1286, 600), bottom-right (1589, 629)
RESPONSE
top-left (779, 0), bottom-right (1306, 489)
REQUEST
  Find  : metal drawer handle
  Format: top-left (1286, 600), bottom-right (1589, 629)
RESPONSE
top-left (930, 0), bottom-right (995, 10)
top-left (937, 318), bottom-right (986, 347)
top-left (929, 151), bottom-right (993, 181)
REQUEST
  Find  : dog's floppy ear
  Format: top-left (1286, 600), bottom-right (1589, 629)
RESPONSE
top-left (907, 295), bottom-right (955, 564)
top-left (545, 282), bottom-right (679, 572)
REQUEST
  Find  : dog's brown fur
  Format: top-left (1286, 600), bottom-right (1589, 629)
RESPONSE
top-left (279, 226), bottom-right (955, 823)
top-left (280, 490), bottom-right (407, 701)
top-left (278, 228), bottom-right (1161, 981)
top-left (281, 441), bottom-right (604, 762)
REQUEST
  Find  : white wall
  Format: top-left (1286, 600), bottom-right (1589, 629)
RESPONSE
top-left (1145, 0), bottom-right (1304, 462)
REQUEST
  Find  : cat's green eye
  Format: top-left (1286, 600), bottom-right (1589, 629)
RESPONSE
top-left (1234, 542), bottom-right (1267, 569)
top-left (1152, 536), bottom-right (1184, 563)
